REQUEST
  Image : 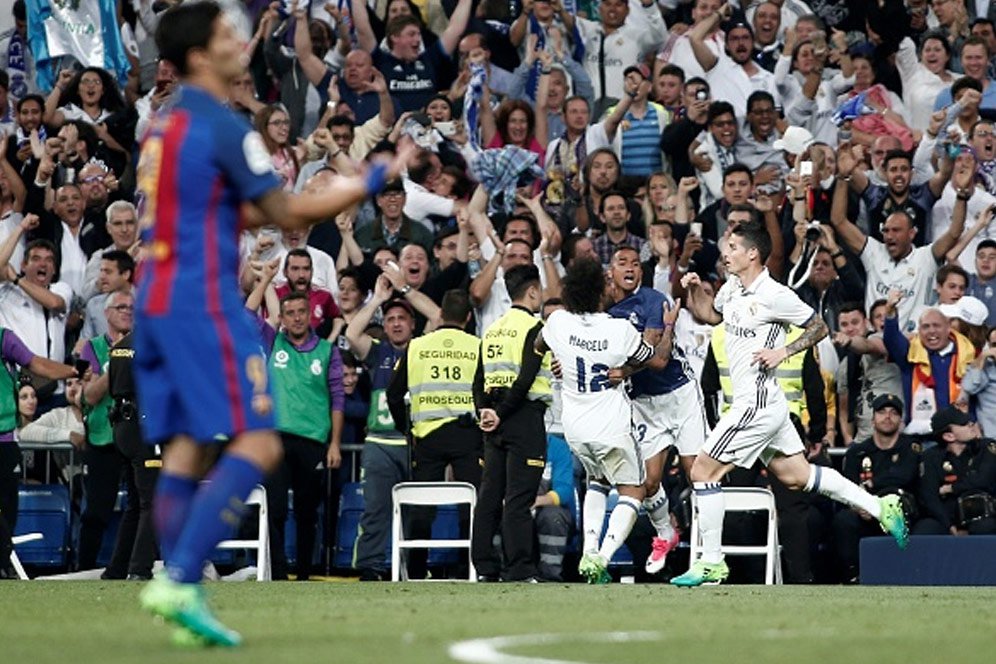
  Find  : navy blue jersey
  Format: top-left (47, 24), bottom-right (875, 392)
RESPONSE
top-left (608, 287), bottom-right (693, 396)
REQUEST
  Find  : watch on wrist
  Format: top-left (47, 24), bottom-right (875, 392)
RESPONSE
top-left (399, 284), bottom-right (412, 295)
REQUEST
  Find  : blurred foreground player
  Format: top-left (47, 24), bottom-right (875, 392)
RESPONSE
top-left (135, 2), bottom-right (410, 646)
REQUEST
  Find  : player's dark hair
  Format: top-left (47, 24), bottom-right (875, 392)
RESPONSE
top-left (440, 289), bottom-right (472, 324)
top-left (731, 221), bottom-right (772, 265)
top-left (101, 250), bottom-right (136, 281)
top-left (505, 264), bottom-right (541, 301)
top-left (561, 258), bottom-right (605, 315)
top-left (155, 0), bottom-right (224, 76)
top-left (279, 290), bottom-right (310, 312)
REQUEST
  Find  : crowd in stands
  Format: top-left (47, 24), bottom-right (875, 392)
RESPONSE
top-left (4, 0), bottom-right (996, 583)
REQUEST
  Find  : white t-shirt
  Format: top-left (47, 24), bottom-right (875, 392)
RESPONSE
top-left (859, 238), bottom-right (939, 334)
top-left (713, 268), bottom-right (816, 407)
top-left (0, 280), bottom-right (73, 361)
top-left (930, 185), bottom-right (996, 274)
top-left (541, 309), bottom-right (650, 442)
top-left (674, 309), bottom-right (714, 384)
top-left (705, 56), bottom-right (780, 117)
top-left (0, 212), bottom-right (25, 272)
top-left (58, 222), bottom-right (88, 298)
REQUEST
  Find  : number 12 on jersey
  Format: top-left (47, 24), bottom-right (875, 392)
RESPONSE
top-left (575, 357), bottom-right (610, 393)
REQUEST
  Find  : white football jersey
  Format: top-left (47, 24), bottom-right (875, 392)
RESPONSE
top-left (541, 310), bottom-right (651, 442)
top-left (713, 268), bottom-right (816, 408)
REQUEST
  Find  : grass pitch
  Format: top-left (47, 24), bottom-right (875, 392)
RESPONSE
top-left (1, 582), bottom-right (993, 664)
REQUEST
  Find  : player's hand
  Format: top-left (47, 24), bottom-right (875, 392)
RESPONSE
top-left (607, 366), bottom-right (630, 386)
top-left (751, 346), bottom-right (788, 371)
top-left (326, 443), bottom-right (342, 469)
top-left (663, 298), bottom-right (681, 327)
top-left (680, 272), bottom-right (701, 290)
top-left (478, 408), bottom-right (500, 432)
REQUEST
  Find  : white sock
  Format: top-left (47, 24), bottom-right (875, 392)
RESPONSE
top-left (582, 482), bottom-right (609, 554)
top-left (693, 482), bottom-right (725, 564)
top-left (643, 486), bottom-right (676, 541)
top-left (804, 465), bottom-right (881, 518)
top-left (598, 495), bottom-right (641, 562)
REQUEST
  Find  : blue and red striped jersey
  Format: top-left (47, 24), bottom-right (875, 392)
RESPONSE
top-left (135, 85), bottom-right (281, 315)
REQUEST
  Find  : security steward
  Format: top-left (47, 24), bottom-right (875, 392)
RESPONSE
top-left (834, 393), bottom-right (922, 582)
top-left (916, 406), bottom-right (996, 535)
top-left (105, 328), bottom-right (161, 580)
top-left (702, 324), bottom-right (827, 583)
top-left (79, 289), bottom-right (135, 573)
top-left (263, 291), bottom-right (344, 581)
top-left (387, 289), bottom-right (482, 580)
top-left (471, 265), bottom-right (552, 582)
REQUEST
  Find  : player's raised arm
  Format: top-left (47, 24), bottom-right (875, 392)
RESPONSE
top-left (252, 143), bottom-right (416, 231)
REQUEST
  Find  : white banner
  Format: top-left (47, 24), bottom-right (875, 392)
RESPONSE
top-left (42, 0), bottom-right (106, 68)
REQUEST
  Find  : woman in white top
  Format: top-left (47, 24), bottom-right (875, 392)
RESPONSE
top-left (43, 67), bottom-right (130, 156)
top-left (895, 31), bottom-right (955, 132)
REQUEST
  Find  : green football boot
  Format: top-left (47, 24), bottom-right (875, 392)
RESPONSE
top-left (140, 576), bottom-right (243, 647)
top-left (878, 494), bottom-right (910, 550)
top-left (669, 559), bottom-right (730, 587)
top-left (578, 552), bottom-right (612, 585)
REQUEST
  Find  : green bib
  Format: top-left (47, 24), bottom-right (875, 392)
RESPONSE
top-left (270, 333), bottom-right (333, 444)
top-left (83, 336), bottom-right (113, 446)
top-left (0, 329), bottom-right (17, 433)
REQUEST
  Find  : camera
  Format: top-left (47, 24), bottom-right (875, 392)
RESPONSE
top-left (805, 221), bottom-right (822, 242)
top-left (695, 89), bottom-right (708, 102)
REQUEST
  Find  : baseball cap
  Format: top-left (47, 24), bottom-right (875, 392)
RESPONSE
top-left (382, 297), bottom-right (415, 317)
top-left (379, 178), bottom-right (405, 195)
top-left (723, 19), bottom-right (754, 39)
top-left (931, 405), bottom-right (972, 437)
top-left (872, 393), bottom-right (904, 413)
top-left (978, 239), bottom-right (996, 251)
top-left (939, 296), bottom-right (989, 327)
top-left (623, 63), bottom-right (651, 80)
top-left (773, 126), bottom-right (815, 156)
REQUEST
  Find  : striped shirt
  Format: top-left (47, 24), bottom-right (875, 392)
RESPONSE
top-left (620, 105), bottom-right (663, 177)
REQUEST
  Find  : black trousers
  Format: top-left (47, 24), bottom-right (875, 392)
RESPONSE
top-left (78, 442), bottom-right (127, 571)
top-left (406, 421), bottom-right (482, 579)
top-left (769, 473), bottom-right (813, 584)
top-left (267, 433), bottom-right (327, 580)
top-left (0, 441), bottom-right (20, 569)
top-left (471, 405), bottom-right (546, 581)
top-left (103, 421), bottom-right (159, 579)
top-left (832, 508), bottom-right (887, 582)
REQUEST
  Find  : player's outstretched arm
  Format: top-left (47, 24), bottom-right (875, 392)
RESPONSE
top-left (252, 143), bottom-right (415, 231)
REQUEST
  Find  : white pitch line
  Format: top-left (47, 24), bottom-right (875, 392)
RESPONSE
top-left (448, 631), bottom-right (664, 664)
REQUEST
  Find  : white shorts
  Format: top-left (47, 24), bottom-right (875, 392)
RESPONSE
top-left (632, 381), bottom-right (708, 459)
top-left (703, 399), bottom-right (804, 468)
top-left (568, 434), bottom-right (645, 487)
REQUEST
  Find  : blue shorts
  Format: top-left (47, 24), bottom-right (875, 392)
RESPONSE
top-left (134, 309), bottom-right (275, 443)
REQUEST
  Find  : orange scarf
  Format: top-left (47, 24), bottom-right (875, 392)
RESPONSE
top-left (908, 330), bottom-right (976, 403)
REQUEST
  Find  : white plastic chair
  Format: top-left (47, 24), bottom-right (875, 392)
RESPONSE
top-left (391, 482), bottom-right (477, 582)
top-left (216, 485), bottom-right (270, 581)
top-left (689, 487), bottom-right (782, 585)
top-left (10, 533), bottom-right (43, 580)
